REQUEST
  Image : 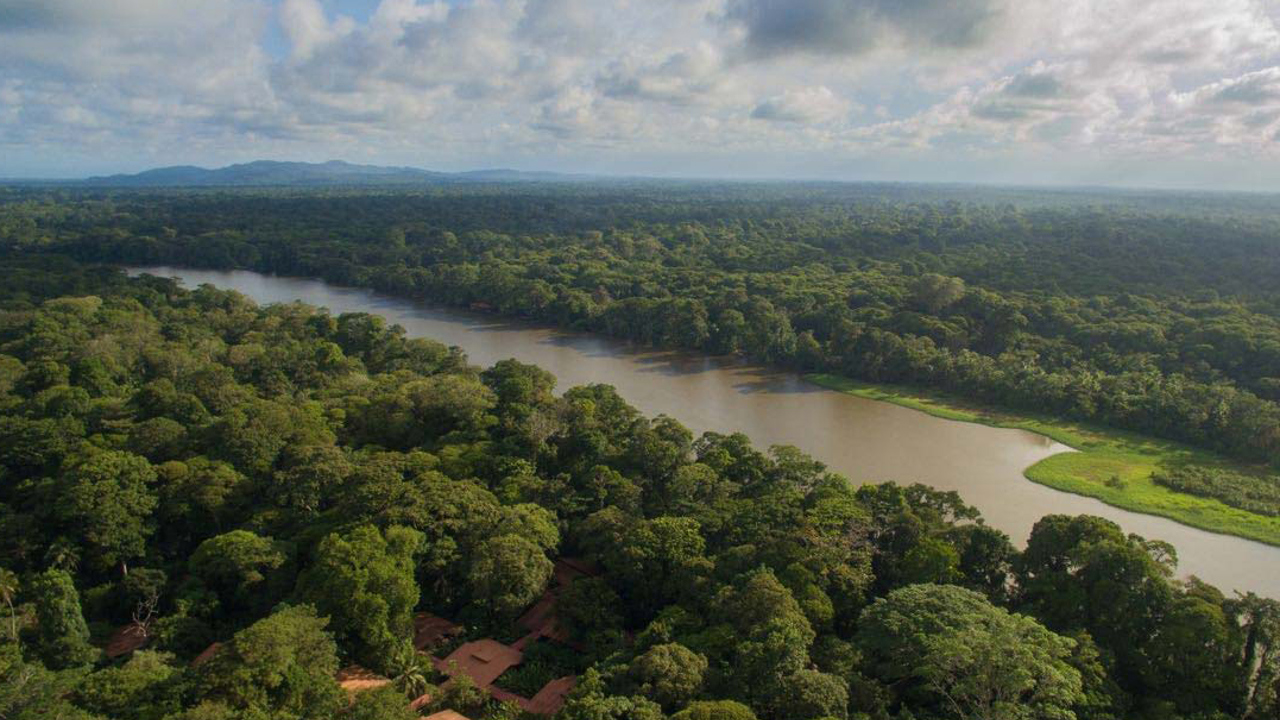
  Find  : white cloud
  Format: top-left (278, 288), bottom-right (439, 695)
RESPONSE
top-left (1, 0), bottom-right (1279, 186)
top-left (752, 86), bottom-right (852, 123)
top-left (597, 44), bottom-right (732, 106)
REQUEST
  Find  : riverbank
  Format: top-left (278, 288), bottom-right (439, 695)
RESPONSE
top-left (807, 373), bottom-right (1280, 547)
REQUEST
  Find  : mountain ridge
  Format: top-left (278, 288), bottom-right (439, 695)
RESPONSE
top-left (81, 159), bottom-right (591, 186)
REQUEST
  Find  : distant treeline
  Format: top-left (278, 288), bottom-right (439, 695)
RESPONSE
top-left (5, 186), bottom-right (1280, 474)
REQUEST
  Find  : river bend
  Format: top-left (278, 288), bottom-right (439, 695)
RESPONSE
top-left (130, 266), bottom-right (1280, 597)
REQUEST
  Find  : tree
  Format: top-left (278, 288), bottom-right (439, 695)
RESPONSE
top-left (296, 525), bottom-right (422, 670)
top-left (385, 641), bottom-right (433, 700)
top-left (765, 669), bottom-right (848, 720)
top-left (897, 535), bottom-right (962, 585)
top-left (0, 568), bottom-right (17, 640)
top-left (707, 568), bottom-right (817, 696)
top-left (73, 650), bottom-right (184, 720)
top-left (466, 534), bottom-right (553, 619)
top-left (594, 515), bottom-right (707, 615)
top-left (1231, 593), bottom-right (1280, 720)
top-left (1015, 514), bottom-right (1178, 701)
top-left (559, 668), bottom-right (666, 720)
top-left (196, 604), bottom-right (344, 719)
top-left (426, 666), bottom-right (488, 717)
top-left (126, 417), bottom-right (188, 462)
top-left (950, 523), bottom-right (1016, 601)
top-left (911, 273), bottom-right (966, 314)
top-left (671, 701), bottom-right (757, 720)
top-left (28, 568), bottom-right (97, 668)
top-left (189, 530), bottom-right (288, 616)
top-left (0, 642), bottom-right (100, 720)
top-left (856, 584), bottom-right (1084, 720)
top-left (154, 457), bottom-right (246, 544)
top-left (559, 576), bottom-right (624, 643)
top-left (268, 444), bottom-right (352, 515)
top-left (343, 684), bottom-right (419, 720)
top-left (56, 450), bottom-right (158, 574)
top-left (482, 358), bottom-right (557, 415)
top-left (502, 503), bottom-right (561, 553)
top-left (628, 643), bottom-right (708, 711)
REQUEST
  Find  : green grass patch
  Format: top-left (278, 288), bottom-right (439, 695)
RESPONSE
top-left (806, 373), bottom-right (1280, 547)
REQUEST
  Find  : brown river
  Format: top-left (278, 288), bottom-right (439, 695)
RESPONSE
top-left (131, 267), bottom-right (1280, 598)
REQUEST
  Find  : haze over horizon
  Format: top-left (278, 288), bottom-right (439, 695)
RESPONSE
top-left (4, 0), bottom-right (1280, 190)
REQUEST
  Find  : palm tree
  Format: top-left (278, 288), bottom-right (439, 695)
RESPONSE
top-left (44, 540), bottom-right (79, 574)
top-left (0, 568), bottom-right (18, 641)
top-left (387, 642), bottom-right (432, 700)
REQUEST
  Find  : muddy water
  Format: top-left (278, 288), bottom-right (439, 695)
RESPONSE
top-left (132, 267), bottom-right (1280, 597)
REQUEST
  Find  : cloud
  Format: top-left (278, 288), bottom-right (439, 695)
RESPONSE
top-left (0, 0), bottom-right (275, 154)
top-left (1198, 67), bottom-right (1280, 106)
top-left (752, 86), bottom-right (851, 123)
top-left (1142, 67), bottom-right (1280, 148)
top-left (2, 0), bottom-right (1280, 185)
top-left (723, 0), bottom-right (1005, 59)
top-left (968, 64), bottom-right (1080, 122)
top-left (597, 44), bottom-right (729, 106)
top-left (279, 0), bottom-right (356, 60)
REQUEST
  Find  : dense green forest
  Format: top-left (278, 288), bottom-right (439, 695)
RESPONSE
top-left (2, 184), bottom-right (1280, 517)
top-left (1, 255), bottom-right (1279, 720)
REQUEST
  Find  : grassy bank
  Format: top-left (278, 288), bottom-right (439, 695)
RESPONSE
top-left (806, 373), bottom-right (1280, 547)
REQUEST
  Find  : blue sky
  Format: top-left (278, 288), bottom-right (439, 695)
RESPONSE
top-left (3, 0), bottom-right (1280, 189)
top-left (260, 0), bottom-right (385, 57)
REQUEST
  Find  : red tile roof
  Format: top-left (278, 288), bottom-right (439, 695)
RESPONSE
top-left (335, 664), bottom-right (391, 695)
top-left (527, 675), bottom-right (576, 715)
top-left (191, 642), bottom-right (223, 667)
top-left (414, 612), bottom-right (463, 652)
top-left (103, 623), bottom-right (149, 658)
top-left (436, 640), bottom-right (523, 689)
top-left (424, 712), bottom-right (471, 720)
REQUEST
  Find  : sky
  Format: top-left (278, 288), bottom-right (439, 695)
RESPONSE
top-left (3, 0), bottom-right (1280, 189)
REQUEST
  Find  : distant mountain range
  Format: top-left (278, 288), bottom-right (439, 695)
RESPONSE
top-left (79, 160), bottom-right (591, 187)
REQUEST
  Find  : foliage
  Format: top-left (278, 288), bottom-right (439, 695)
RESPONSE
top-left (856, 584), bottom-right (1084, 720)
top-left (195, 604), bottom-right (344, 719)
top-left (189, 530), bottom-right (288, 617)
top-left (342, 685), bottom-right (420, 720)
top-left (11, 186), bottom-right (1280, 479)
top-left (27, 568), bottom-right (97, 668)
top-left (0, 255), bottom-right (1273, 720)
top-left (295, 525), bottom-right (423, 671)
top-left (466, 534), bottom-right (553, 620)
top-left (1152, 465), bottom-right (1280, 517)
top-left (812, 373), bottom-right (1280, 546)
top-left (559, 668), bottom-right (666, 720)
top-left (671, 701), bottom-right (758, 720)
top-left (496, 639), bottom-right (581, 697)
top-left (627, 642), bottom-right (708, 710)
top-left (73, 650), bottom-right (185, 720)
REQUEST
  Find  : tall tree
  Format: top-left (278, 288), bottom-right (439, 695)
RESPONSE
top-left (857, 584), bottom-right (1084, 720)
top-left (466, 534), bottom-right (553, 620)
top-left (56, 450), bottom-right (158, 575)
top-left (296, 525), bottom-right (422, 671)
top-left (196, 604), bottom-right (344, 719)
top-left (28, 568), bottom-right (97, 668)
